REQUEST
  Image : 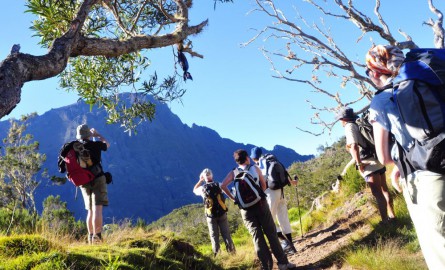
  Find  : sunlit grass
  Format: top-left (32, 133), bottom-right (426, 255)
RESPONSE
top-left (344, 239), bottom-right (427, 270)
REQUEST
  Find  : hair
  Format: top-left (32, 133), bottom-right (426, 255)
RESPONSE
top-left (234, 149), bottom-right (248, 165)
top-left (200, 168), bottom-right (213, 182)
top-left (365, 45), bottom-right (405, 77)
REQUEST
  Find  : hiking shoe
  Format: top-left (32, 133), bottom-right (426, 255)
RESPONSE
top-left (87, 234), bottom-right (93, 245)
top-left (91, 234), bottom-right (103, 244)
top-left (286, 245), bottom-right (297, 255)
top-left (278, 262), bottom-right (297, 270)
top-left (280, 239), bottom-right (296, 255)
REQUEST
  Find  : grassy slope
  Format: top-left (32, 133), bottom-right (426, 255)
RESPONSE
top-left (0, 136), bottom-right (429, 269)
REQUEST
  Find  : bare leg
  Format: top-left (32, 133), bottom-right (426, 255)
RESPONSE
top-left (367, 174), bottom-right (389, 221)
top-left (379, 173), bottom-right (396, 218)
top-left (93, 204), bottom-right (103, 235)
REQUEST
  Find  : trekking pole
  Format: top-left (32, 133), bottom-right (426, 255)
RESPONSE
top-left (294, 175), bottom-right (304, 238)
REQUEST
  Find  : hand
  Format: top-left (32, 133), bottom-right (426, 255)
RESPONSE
top-left (357, 163), bottom-right (365, 173)
top-left (390, 167), bottom-right (402, 193)
top-left (90, 128), bottom-right (98, 137)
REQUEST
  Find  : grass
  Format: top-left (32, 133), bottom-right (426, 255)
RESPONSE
top-left (344, 239), bottom-right (427, 270)
top-left (0, 163), bottom-right (429, 270)
top-left (0, 230), bottom-right (221, 270)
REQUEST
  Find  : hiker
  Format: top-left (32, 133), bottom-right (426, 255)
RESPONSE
top-left (221, 149), bottom-right (296, 270)
top-left (336, 107), bottom-right (396, 223)
top-left (193, 168), bottom-right (235, 256)
top-left (366, 44), bottom-right (445, 269)
top-left (75, 124), bottom-right (110, 244)
top-left (250, 147), bottom-right (298, 255)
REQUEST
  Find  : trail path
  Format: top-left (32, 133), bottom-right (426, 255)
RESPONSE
top-left (276, 192), bottom-right (377, 270)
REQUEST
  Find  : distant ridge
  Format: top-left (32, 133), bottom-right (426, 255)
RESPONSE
top-left (0, 93), bottom-right (313, 222)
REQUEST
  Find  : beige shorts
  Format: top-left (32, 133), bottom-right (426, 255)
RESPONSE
top-left (361, 157), bottom-right (385, 178)
top-left (80, 175), bottom-right (108, 210)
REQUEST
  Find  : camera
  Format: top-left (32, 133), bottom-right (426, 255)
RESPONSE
top-left (104, 172), bottom-right (113, 184)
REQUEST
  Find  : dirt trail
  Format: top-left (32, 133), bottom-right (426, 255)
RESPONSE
top-left (276, 192), bottom-right (377, 270)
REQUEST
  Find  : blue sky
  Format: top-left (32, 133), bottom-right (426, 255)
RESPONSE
top-left (1, 1), bottom-right (443, 155)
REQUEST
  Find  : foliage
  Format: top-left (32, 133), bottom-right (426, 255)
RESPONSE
top-left (0, 207), bottom-right (37, 235)
top-left (287, 136), bottom-right (351, 210)
top-left (40, 195), bottom-right (87, 240)
top-left (0, 114), bottom-right (47, 213)
top-left (16, 0), bottom-right (212, 132)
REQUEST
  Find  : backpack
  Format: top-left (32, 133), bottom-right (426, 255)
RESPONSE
top-left (392, 48), bottom-right (445, 173)
top-left (233, 165), bottom-right (266, 209)
top-left (263, 154), bottom-right (290, 190)
top-left (355, 111), bottom-right (377, 160)
top-left (57, 141), bottom-right (96, 186)
top-left (202, 182), bottom-right (228, 218)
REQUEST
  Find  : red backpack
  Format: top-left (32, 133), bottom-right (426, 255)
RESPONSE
top-left (58, 141), bottom-right (95, 186)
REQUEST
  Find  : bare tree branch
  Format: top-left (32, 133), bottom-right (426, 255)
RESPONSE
top-left (425, 0), bottom-right (445, 48)
top-left (246, 0), bottom-right (435, 136)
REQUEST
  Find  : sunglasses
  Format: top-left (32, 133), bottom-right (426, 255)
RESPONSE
top-left (365, 68), bottom-right (371, 76)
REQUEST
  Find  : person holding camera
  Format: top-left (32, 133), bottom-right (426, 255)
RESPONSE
top-left (76, 124), bottom-right (110, 244)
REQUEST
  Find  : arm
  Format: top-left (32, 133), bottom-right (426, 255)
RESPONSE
top-left (221, 170), bottom-right (235, 201)
top-left (348, 143), bottom-right (365, 173)
top-left (91, 128), bottom-right (110, 148)
top-left (289, 174), bottom-right (298, 186)
top-left (372, 122), bottom-right (393, 165)
top-left (390, 166), bottom-right (402, 193)
top-left (255, 166), bottom-right (267, 191)
top-left (193, 177), bottom-right (205, 194)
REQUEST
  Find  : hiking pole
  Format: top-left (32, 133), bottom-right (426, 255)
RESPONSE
top-left (294, 175), bottom-right (304, 238)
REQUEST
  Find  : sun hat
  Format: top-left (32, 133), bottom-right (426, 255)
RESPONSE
top-left (250, 147), bottom-right (263, 159)
top-left (336, 107), bottom-right (358, 121)
top-left (76, 124), bottom-right (92, 140)
top-left (366, 45), bottom-right (405, 76)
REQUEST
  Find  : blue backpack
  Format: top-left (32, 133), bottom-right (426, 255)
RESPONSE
top-left (392, 48), bottom-right (445, 174)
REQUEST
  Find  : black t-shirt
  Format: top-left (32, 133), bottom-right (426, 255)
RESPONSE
top-left (82, 140), bottom-right (107, 165)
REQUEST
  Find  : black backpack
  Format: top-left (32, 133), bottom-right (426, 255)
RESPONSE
top-left (392, 48), bottom-right (445, 174)
top-left (355, 111), bottom-right (377, 160)
top-left (263, 154), bottom-right (290, 190)
top-left (233, 165), bottom-right (266, 209)
top-left (202, 182), bottom-right (228, 218)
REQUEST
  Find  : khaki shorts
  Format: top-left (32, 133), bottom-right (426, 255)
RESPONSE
top-left (80, 175), bottom-right (108, 210)
top-left (361, 157), bottom-right (385, 179)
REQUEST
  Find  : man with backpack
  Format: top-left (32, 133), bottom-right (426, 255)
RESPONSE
top-left (250, 147), bottom-right (298, 255)
top-left (75, 124), bottom-right (110, 244)
top-left (366, 45), bottom-right (445, 269)
top-left (193, 168), bottom-right (235, 256)
top-left (221, 149), bottom-right (296, 270)
top-left (336, 107), bottom-right (396, 224)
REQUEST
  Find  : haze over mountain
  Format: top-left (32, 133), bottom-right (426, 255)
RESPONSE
top-left (0, 94), bottom-right (313, 223)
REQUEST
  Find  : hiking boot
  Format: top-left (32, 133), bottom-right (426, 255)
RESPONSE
top-left (91, 233), bottom-right (103, 244)
top-left (286, 245), bottom-right (297, 255)
top-left (87, 234), bottom-right (93, 245)
top-left (280, 239), bottom-right (296, 255)
top-left (278, 262), bottom-right (297, 270)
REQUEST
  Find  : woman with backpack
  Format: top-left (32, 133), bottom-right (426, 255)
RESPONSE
top-left (193, 168), bottom-right (235, 257)
top-left (366, 44), bottom-right (445, 269)
top-left (337, 107), bottom-right (396, 224)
